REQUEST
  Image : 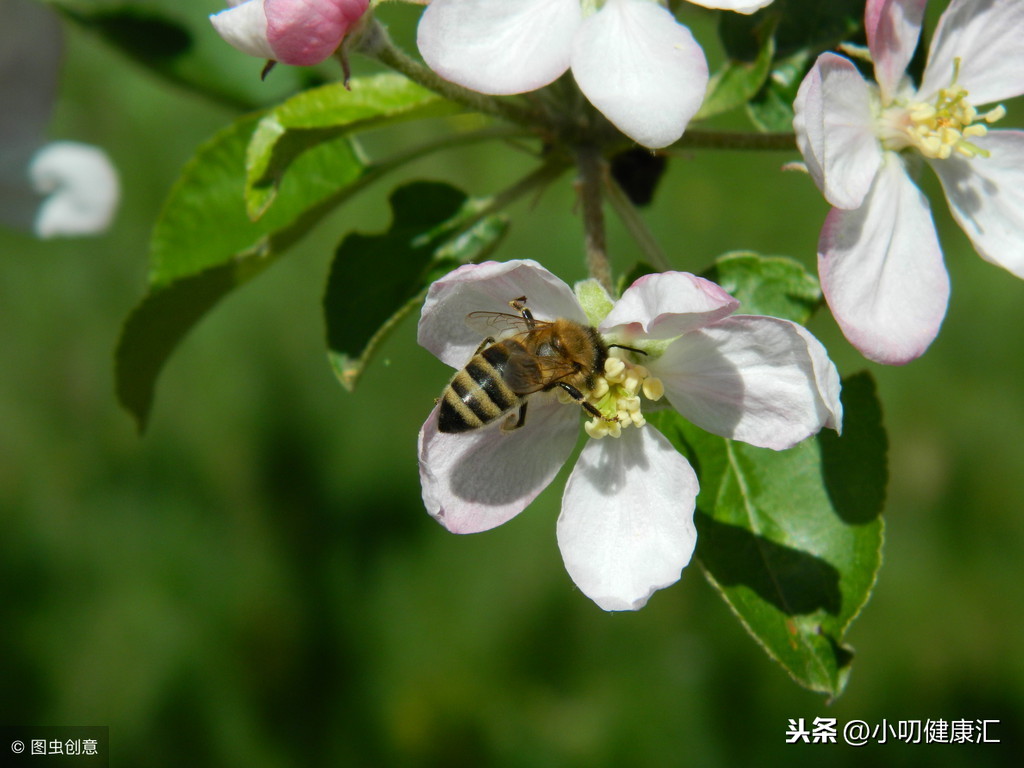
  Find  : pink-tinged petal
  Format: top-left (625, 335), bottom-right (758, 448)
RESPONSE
top-left (599, 271), bottom-right (739, 340)
top-left (264, 0), bottom-right (368, 65)
top-left (684, 0), bottom-right (775, 12)
top-left (793, 53), bottom-right (883, 210)
top-left (557, 427), bottom-right (698, 611)
top-left (418, 396), bottom-right (580, 534)
top-left (650, 316), bottom-right (842, 450)
top-left (818, 153), bottom-right (949, 365)
top-left (920, 0), bottom-right (1024, 105)
top-left (210, 0), bottom-right (276, 61)
top-left (793, 57), bottom-right (826, 192)
top-left (30, 142), bottom-right (120, 238)
top-left (417, 0), bottom-right (580, 95)
top-left (865, 0), bottom-right (926, 104)
top-left (571, 0), bottom-right (708, 149)
top-left (788, 322), bottom-right (843, 433)
top-left (931, 131), bottom-right (1024, 279)
top-left (418, 260), bottom-right (584, 369)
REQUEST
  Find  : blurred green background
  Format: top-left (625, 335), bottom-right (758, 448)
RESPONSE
top-left (2, 1), bottom-right (1022, 765)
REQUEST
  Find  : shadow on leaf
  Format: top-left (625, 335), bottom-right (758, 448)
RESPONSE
top-left (696, 511), bottom-right (841, 616)
top-left (819, 371), bottom-right (888, 525)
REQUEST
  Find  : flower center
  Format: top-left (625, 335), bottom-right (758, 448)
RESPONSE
top-left (880, 59), bottom-right (1005, 160)
top-left (573, 348), bottom-right (664, 439)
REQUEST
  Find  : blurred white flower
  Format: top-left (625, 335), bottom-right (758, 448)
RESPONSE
top-left (1, 0), bottom-right (119, 239)
top-left (30, 142), bottom-right (120, 239)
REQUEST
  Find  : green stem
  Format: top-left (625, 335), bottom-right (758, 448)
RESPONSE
top-left (576, 147), bottom-right (613, 295)
top-left (378, 125), bottom-right (535, 173)
top-left (603, 177), bottom-right (672, 273)
top-left (357, 20), bottom-right (538, 128)
top-left (452, 155), bottom-right (573, 243)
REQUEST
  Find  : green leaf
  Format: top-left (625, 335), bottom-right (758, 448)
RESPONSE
top-left (116, 114), bottom-right (367, 429)
top-left (650, 372), bottom-right (886, 698)
top-left (115, 260), bottom-right (272, 430)
top-left (695, 18), bottom-right (777, 121)
top-left (702, 251), bottom-right (821, 324)
top-left (149, 114), bottom-right (364, 286)
top-left (324, 181), bottom-right (507, 391)
top-left (746, 51), bottom-right (811, 132)
top-left (66, 6), bottom-right (192, 61)
top-left (717, 0), bottom-right (865, 132)
top-left (718, 0), bottom-right (865, 62)
top-left (246, 74), bottom-right (461, 218)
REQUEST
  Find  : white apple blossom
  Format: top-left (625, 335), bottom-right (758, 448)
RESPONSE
top-left (417, 260), bottom-right (841, 611)
top-left (417, 0), bottom-right (775, 148)
top-left (793, 0), bottom-right (1024, 364)
top-left (210, 0), bottom-right (368, 66)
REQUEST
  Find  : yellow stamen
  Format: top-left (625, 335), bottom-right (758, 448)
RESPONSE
top-left (583, 348), bottom-right (664, 440)
top-left (881, 58), bottom-right (1003, 161)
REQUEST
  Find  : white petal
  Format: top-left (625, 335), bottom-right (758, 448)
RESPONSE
top-left (931, 131), bottom-right (1024, 279)
top-left (557, 427), bottom-right (698, 611)
top-left (571, 0), bottom-right (708, 148)
top-left (417, 0), bottom-right (580, 95)
top-left (788, 322), bottom-right (843, 434)
top-left (864, 0), bottom-right (926, 104)
top-left (651, 316), bottom-right (842, 450)
top-left (599, 271), bottom-right (739, 341)
top-left (792, 55), bottom-right (826, 195)
top-left (685, 0), bottom-right (774, 12)
top-left (30, 142), bottom-right (120, 238)
top-left (210, 0), bottom-right (276, 60)
top-left (920, 0), bottom-right (1024, 105)
top-left (818, 153), bottom-right (949, 365)
top-left (793, 53), bottom-right (883, 210)
top-left (418, 396), bottom-right (580, 534)
top-left (418, 260), bottom-right (585, 369)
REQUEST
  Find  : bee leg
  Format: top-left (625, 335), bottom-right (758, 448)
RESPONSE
top-left (554, 382), bottom-right (613, 422)
top-left (509, 296), bottom-right (536, 329)
top-left (500, 402), bottom-right (528, 432)
top-left (473, 336), bottom-right (497, 355)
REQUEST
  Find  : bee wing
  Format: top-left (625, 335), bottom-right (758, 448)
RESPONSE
top-left (503, 348), bottom-right (578, 395)
top-left (465, 311), bottom-right (550, 338)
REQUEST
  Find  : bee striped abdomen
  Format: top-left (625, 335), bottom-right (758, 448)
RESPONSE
top-left (438, 344), bottom-right (520, 433)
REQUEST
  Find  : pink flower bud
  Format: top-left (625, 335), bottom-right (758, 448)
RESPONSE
top-left (211, 0), bottom-right (369, 66)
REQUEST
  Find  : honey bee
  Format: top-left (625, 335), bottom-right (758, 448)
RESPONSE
top-left (438, 296), bottom-right (618, 434)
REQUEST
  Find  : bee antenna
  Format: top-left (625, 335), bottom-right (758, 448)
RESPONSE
top-left (608, 344), bottom-right (647, 356)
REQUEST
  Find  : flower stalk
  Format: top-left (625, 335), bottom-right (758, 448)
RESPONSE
top-left (357, 19), bottom-right (540, 128)
top-left (576, 146), bottom-right (614, 294)
top-left (603, 173), bottom-right (672, 273)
